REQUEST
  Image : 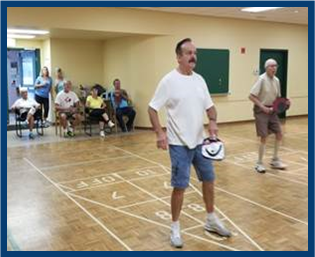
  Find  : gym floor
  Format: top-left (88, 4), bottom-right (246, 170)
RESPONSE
top-left (7, 117), bottom-right (308, 251)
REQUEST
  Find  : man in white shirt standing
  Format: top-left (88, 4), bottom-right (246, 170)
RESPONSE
top-left (55, 80), bottom-right (81, 137)
top-left (11, 87), bottom-right (41, 139)
top-left (148, 38), bottom-right (231, 248)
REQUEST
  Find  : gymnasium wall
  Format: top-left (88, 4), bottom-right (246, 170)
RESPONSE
top-left (101, 10), bottom-right (308, 126)
top-left (50, 38), bottom-right (104, 90)
top-left (8, 7), bottom-right (308, 127)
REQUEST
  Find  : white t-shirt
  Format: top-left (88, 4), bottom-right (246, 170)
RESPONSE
top-left (250, 73), bottom-right (281, 106)
top-left (149, 69), bottom-right (214, 149)
top-left (11, 98), bottom-right (40, 112)
top-left (55, 91), bottom-right (79, 109)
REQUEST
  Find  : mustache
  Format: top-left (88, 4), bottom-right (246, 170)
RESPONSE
top-left (189, 58), bottom-right (196, 63)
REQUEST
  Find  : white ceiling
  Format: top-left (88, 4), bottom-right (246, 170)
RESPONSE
top-left (133, 7), bottom-right (308, 25)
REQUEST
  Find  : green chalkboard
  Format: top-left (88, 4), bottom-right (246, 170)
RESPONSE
top-left (195, 49), bottom-right (230, 94)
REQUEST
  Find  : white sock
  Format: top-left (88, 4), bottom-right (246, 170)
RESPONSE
top-left (207, 212), bottom-right (217, 221)
top-left (273, 141), bottom-right (280, 160)
top-left (258, 144), bottom-right (265, 164)
top-left (171, 221), bottom-right (180, 235)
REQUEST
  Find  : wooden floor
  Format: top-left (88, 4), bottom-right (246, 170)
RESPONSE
top-left (7, 117), bottom-right (308, 251)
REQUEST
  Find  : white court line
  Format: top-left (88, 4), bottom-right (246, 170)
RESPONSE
top-left (58, 184), bottom-right (75, 192)
top-left (228, 149), bottom-right (308, 163)
top-left (28, 145), bottom-right (117, 158)
top-left (230, 155), bottom-right (308, 177)
top-left (116, 144), bottom-right (315, 249)
top-left (184, 231), bottom-right (239, 251)
top-left (70, 181), bottom-right (125, 193)
top-left (226, 134), bottom-right (308, 155)
top-left (269, 170), bottom-right (308, 178)
top-left (115, 172), bottom-right (240, 244)
top-left (273, 145), bottom-right (307, 156)
top-left (57, 169), bottom-right (168, 193)
top-left (265, 172), bottom-right (308, 186)
top-left (182, 224), bottom-right (203, 232)
top-left (117, 199), bottom-right (158, 210)
top-left (114, 173), bottom-right (205, 226)
top-left (214, 186), bottom-right (308, 226)
top-left (225, 159), bottom-right (308, 186)
top-left (117, 191), bottom-right (196, 210)
top-left (188, 182), bottom-right (264, 251)
top-left (40, 155), bottom-right (133, 171)
top-left (284, 159), bottom-right (308, 168)
top-left (159, 164), bottom-right (308, 226)
top-left (301, 157), bottom-right (308, 162)
top-left (69, 192), bottom-right (239, 251)
top-left (112, 146), bottom-right (265, 250)
top-left (192, 177), bottom-right (308, 226)
top-left (23, 157), bottom-right (132, 251)
top-left (57, 165), bottom-right (159, 185)
top-left (67, 174), bottom-right (168, 193)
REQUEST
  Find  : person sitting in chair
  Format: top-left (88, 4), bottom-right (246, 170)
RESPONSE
top-left (110, 79), bottom-right (136, 132)
top-left (86, 86), bottom-right (115, 137)
top-left (55, 80), bottom-right (81, 137)
top-left (11, 87), bottom-right (41, 139)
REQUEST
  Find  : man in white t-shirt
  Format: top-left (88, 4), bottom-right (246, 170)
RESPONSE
top-left (148, 38), bottom-right (231, 248)
top-left (249, 59), bottom-right (290, 173)
top-left (11, 87), bottom-right (41, 139)
top-left (55, 80), bottom-right (81, 137)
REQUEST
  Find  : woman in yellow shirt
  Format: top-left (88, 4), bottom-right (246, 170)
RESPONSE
top-left (86, 87), bottom-right (115, 137)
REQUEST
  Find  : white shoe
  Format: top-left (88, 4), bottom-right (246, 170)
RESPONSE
top-left (205, 213), bottom-right (231, 237)
top-left (255, 163), bottom-right (266, 173)
top-left (100, 131), bottom-right (105, 137)
top-left (108, 120), bottom-right (115, 128)
top-left (170, 231), bottom-right (183, 248)
top-left (43, 120), bottom-right (50, 128)
top-left (270, 158), bottom-right (287, 170)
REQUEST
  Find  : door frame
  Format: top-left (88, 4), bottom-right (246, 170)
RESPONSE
top-left (7, 47), bottom-right (41, 128)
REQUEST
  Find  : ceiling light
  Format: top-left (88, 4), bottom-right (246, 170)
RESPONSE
top-left (7, 38), bottom-right (16, 47)
top-left (7, 34), bottom-right (36, 39)
top-left (241, 7), bottom-right (284, 13)
top-left (7, 28), bottom-right (49, 35)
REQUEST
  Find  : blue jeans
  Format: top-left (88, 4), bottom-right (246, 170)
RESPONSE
top-left (116, 107), bottom-right (136, 132)
top-left (169, 145), bottom-right (215, 189)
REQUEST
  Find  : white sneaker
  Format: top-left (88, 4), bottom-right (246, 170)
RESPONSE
top-left (205, 213), bottom-right (231, 237)
top-left (170, 231), bottom-right (183, 248)
top-left (100, 131), bottom-right (105, 137)
top-left (108, 120), bottom-right (115, 128)
top-left (270, 158), bottom-right (287, 170)
top-left (170, 222), bottom-right (183, 248)
top-left (43, 120), bottom-right (50, 128)
top-left (255, 163), bottom-right (266, 174)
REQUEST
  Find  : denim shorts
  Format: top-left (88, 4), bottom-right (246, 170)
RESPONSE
top-left (169, 144), bottom-right (215, 189)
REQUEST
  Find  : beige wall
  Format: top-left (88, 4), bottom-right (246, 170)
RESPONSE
top-left (103, 36), bottom-right (161, 126)
top-left (102, 17), bottom-right (308, 126)
top-left (8, 7), bottom-right (308, 127)
top-left (50, 38), bottom-right (104, 90)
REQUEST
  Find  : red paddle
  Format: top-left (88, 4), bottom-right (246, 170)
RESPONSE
top-left (272, 97), bottom-right (290, 114)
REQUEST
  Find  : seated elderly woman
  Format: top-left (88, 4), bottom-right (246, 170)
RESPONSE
top-left (11, 87), bottom-right (42, 139)
top-left (85, 86), bottom-right (115, 137)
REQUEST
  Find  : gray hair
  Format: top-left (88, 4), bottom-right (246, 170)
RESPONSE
top-left (265, 59), bottom-right (278, 69)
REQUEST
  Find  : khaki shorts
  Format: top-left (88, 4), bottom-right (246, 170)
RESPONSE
top-left (253, 105), bottom-right (282, 137)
